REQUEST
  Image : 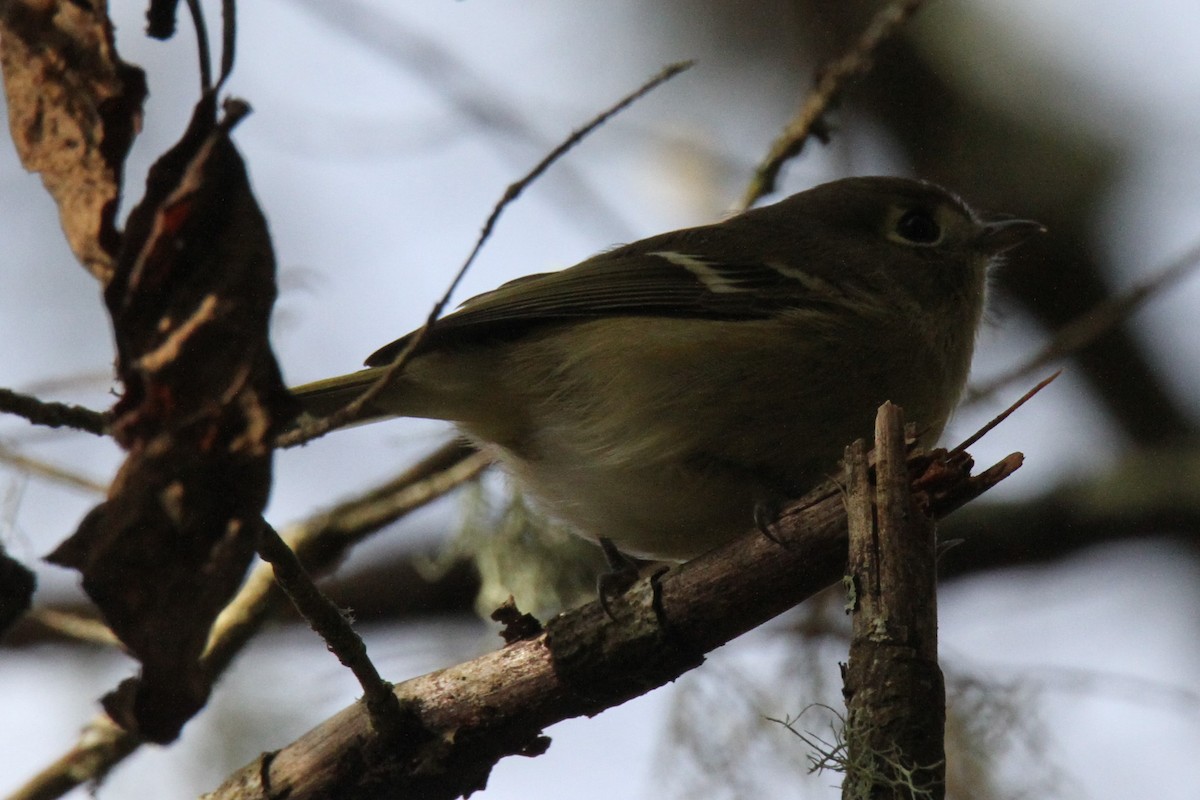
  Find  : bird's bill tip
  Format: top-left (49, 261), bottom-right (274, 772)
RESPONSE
top-left (978, 217), bottom-right (1047, 253)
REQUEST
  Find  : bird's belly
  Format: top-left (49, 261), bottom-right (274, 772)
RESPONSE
top-left (456, 315), bottom-right (963, 561)
top-left (495, 445), bottom-right (777, 561)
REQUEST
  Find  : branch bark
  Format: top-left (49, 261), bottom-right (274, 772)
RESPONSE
top-left (843, 404), bottom-right (945, 799)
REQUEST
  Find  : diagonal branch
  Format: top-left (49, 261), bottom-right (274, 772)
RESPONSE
top-left (203, 440), bottom-right (1019, 800)
top-left (738, 0), bottom-right (925, 210)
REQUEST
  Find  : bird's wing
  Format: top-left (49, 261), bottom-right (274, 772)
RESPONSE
top-left (365, 245), bottom-right (841, 366)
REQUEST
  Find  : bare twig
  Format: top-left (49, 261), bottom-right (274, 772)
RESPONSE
top-left (6, 716), bottom-right (137, 800)
top-left (23, 609), bottom-right (120, 648)
top-left (183, 0), bottom-right (212, 91)
top-left (8, 441), bottom-right (484, 800)
top-left (203, 441), bottom-right (487, 678)
top-left (967, 239), bottom-right (1200, 406)
top-left (255, 522), bottom-right (403, 738)
top-left (738, 0), bottom-right (925, 210)
top-left (0, 443), bottom-right (108, 493)
top-left (279, 60), bottom-right (692, 448)
top-left (0, 388), bottom-right (108, 436)
top-left (939, 443), bottom-right (1200, 578)
top-left (952, 371), bottom-right (1061, 455)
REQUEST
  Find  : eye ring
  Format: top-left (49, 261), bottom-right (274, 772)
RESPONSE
top-left (894, 209), bottom-right (942, 245)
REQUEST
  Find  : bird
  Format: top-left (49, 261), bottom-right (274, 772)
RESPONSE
top-left (291, 176), bottom-right (1042, 562)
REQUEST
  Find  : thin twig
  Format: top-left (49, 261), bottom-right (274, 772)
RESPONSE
top-left (203, 441), bottom-right (487, 677)
top-left (9, 441), bottom-right (484, 800)
top-left (6, 716), bottom-right (137, 800)
top-left (952, 371), bottom-right (1061, 455)
top-left (278, 60), bottom-right (693, 448)
top-left (738, 0), bottom-right (925, 210)
top-left (0, 443), bottom-right (107, 493)
top-left (966, 239), bottom-right (1200, 406)
top-left (183, 0), bottom-right (212, 93)
top-left (0, 388), bottom-right (109, 436)
top-left (256, 522), bottom-right (403, 738)
top-left (24, 609), bottom-right (121, 648)
top-left (218, 0), bottom-right (237, 88)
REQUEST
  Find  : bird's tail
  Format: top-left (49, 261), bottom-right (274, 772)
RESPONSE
top-left (289, 367), bottom-right (394, 424)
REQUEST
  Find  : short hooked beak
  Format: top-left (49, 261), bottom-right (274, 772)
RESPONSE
top-left (977, 217), bottom-right (1047, 254)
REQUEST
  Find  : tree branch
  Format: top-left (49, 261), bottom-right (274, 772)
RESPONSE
top-left (0, 388), bottom-right (109, 436)
top-left (203, 442), bottom-right (1019, 800)
top-left (843, 405), bottom-right (945, 798)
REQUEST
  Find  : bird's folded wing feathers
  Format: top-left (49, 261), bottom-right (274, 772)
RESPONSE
top-left (365, 245), bottom-right (844, 366)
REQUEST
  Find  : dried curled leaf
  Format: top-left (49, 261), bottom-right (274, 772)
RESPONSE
top-left (49, 96), bottom-right (297, 743)
top-left (0, 0), bottom-right (146, 282)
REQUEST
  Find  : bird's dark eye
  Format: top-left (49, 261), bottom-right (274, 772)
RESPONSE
top-left (894, 209), bottom-right (942, 244)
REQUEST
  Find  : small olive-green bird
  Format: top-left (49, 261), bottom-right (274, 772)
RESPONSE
top-left (292, 177), bottom-right (1041, 561)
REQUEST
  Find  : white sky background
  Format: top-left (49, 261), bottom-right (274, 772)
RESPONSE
top-left (2, 0), bottom-right (1200, 797)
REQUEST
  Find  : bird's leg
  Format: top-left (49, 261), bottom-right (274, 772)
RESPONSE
top-left (753, 498), bottom-right (788, 546)
top-left (596, 536), bottom-right (640, 620)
